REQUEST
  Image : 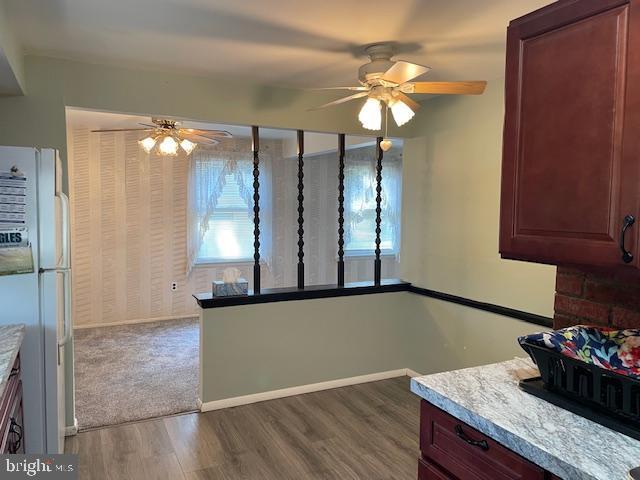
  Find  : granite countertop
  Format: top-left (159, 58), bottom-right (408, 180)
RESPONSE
top-left (0, 324), bottom-right (25, 399)
top-left (411, 357), bottom-right (640, 480)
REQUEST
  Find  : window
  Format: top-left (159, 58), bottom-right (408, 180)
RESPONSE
top-left (187, 151), bottom-right (272, 269)
top-left (196, 172), bottom-right (254, 262)
top-left (344, 146), bottom-right (402, 256)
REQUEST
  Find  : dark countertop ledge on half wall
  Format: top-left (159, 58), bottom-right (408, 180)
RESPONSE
top-left (193, 279), bottom-right (410, 309)
top-left (193, 279), bottom-right (554, 328)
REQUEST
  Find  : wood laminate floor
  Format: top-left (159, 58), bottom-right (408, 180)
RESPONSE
top-left (65, 377), bottom-right (420, 480)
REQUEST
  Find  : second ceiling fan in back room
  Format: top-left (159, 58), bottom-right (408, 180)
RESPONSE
top-left (92, 118), bottom-right (232, 157)
top-left (311, 43), bottom-right (487, 150)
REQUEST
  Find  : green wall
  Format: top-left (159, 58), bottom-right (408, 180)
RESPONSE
top-left (199, 293), bottom-right (414, 402)
top-left (405, 295), bottom-right (542, 374)
top-left (198, 292), bottom-right (542, 404)
top-left (400, 77), bottom-right (556, 317)
top-left (0, 0), bottom-right (25, 94)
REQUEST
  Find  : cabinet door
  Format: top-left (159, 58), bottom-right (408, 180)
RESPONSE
top-left (500, 0), bottom-right (640, 268)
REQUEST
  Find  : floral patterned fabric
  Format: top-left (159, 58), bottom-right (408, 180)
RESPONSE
top-left (519, 325), bottom-right (640, 379)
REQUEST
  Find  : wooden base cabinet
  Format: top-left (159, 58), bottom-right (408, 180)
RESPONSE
top-left (418, 457), bottom-right (455, 480)
top-left (418, 401), bottom-right (560, 480)
top-left (500, 0), bottom-right (640, 270)
top-left (0, 354), bottom-right (24, 454)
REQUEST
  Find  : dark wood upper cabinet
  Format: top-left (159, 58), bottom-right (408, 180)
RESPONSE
top-left (500, 0), bottom-right (640, 269)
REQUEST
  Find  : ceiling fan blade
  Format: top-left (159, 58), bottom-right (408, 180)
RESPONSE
top-left (382, 61), bottom-right (430, 85)
top-left (180, 132), bottom-right (221, 144)
top-left (310, 91), bottom-right (369, 110)
top-left (91, 128), bottom-right (152, 133)
top-left (307, 86), bottom-right (369, 91)
top-left (393, 92), bottom-right (421, 112)
top-left (195, 138), bottom-right (220, 146)
top-left (182, 128), bottom-right (233, 138)
top-left (406, 81), bottom-right (487, 95)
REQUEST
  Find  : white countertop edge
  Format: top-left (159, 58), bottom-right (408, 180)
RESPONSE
top-left (0, 324), bottom-right (26, 400)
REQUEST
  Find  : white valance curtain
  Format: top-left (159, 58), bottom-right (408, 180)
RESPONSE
top-left (187, 147), bottom-right (273, 275)
top-left (344, 146), bottom-right (402, 253)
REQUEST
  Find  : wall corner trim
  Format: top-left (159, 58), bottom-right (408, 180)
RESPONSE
top-left (409, 285), bottom-right (553, 328)
top-left (198, 368), bottom-right (418, 412)
top-left (64, 417), bottom-right (78, 437)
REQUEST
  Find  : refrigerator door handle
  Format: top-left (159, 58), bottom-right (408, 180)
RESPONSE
top-left (57, 191), bottom-right (70, 270)
top-left (39, 267), bottom-right (70, 273)
top-left (58, 268), bottom-right (71, 348)
top-left (39, 268), bottom-right (72, 349)
top-left (55, 190), bottom-right (72, 348)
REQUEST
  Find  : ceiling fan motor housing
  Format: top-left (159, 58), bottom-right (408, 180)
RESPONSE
top-left (359, 44), bottom-right (396, 85)
top-left (152, 117), bottom-right (178, 129)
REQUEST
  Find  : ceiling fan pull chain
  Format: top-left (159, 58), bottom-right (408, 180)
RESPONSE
top-left (385, 106), bottom-right (388, 137)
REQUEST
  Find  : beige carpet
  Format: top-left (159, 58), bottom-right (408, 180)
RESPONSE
top-left (74, 317), bottom-right (199, 430)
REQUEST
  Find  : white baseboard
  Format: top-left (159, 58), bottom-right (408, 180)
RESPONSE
top-left (73, 314), bottom-right (199, 330)
top-left (199, 368), bottom-right (419, 412)
top-left (405, 368), bottom-right (423, 378)
top-left (64, 417), bottom-right (78, 437)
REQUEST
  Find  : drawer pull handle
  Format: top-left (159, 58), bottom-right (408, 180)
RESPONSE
top-left (621, 215), bottom-right (635, 264)
top-left (8, 418), bottom-right (23, 454)
top-left (455, 424), bottom-right (489, 451)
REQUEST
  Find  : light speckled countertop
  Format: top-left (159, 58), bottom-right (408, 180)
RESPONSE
top-left (0, 324), bottom-right (25, 399)
top-left (411, 357), bottom-right (640, 480)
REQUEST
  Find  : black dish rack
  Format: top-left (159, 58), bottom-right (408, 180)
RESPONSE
top-left (519, 340), bottom-right (640, 440)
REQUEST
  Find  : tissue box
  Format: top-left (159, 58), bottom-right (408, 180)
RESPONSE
top-left (212, 279), bottom-right (249, 297)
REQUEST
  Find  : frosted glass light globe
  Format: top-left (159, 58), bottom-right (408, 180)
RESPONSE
top-left (180, 139), bottom-right (197, 155)
top-left (158, 136), bottom-right (179, 156)
top-left (138, 136), bottom-right (157, 153)
top-left (358, 98), bottom-right (382, 131)
top-left (390, 99), bottom-right (415, 127)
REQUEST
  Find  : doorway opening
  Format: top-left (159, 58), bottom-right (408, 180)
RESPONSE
top-left (66, 108), bottom-right (203, 430)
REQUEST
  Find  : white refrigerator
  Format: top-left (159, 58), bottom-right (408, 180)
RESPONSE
top-left (0, 147), bottom-right (71, 454)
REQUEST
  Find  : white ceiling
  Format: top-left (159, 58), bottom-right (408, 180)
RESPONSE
top-left (7, 0), bottom-right (552, 88)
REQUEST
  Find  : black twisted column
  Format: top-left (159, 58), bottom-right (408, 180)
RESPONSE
top-left (297, 130), bottom-right (305, 289)
top-left (374, 137), bottom-right (383, 286)
top-left (252, 126), bottom-right (261, 294)
top-left (337, 134), bottom-right (346, 287)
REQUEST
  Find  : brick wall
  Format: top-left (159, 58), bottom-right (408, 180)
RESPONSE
top-left (554, 267), bottom-right (640, 329)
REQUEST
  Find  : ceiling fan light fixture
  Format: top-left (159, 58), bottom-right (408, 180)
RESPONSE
top-left (389, 99), bottom-right (415, 127)
top-left (180, 139), bottom-right (197, 155)
top-left (94, 118), bottom-right (231, 157)
top-left (138, 136), bottom-right (157, 154)
top-left (158, 135), bottom-right (179, 156)
top-left (358, 98), bottom-right (382, 131)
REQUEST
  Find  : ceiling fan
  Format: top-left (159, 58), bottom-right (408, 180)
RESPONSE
top-left (92, 118), bottom-right (233, 156)
top-left (311, 43), bottom-right (487, 134)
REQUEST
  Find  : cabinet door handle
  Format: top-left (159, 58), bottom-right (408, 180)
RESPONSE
top-left (620, 215), bottom-right (635, 264)
top-left (8, 418), bottom-right (22, 454)
top-left (454, 424), bottom-right (489, 451)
